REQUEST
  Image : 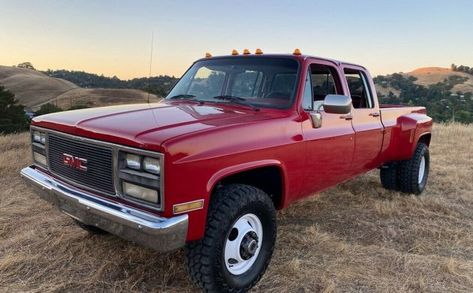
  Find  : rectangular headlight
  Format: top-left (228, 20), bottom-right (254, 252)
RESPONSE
top-left (33, 131), bottom-right (46, 144)
top-left (33, 151), bottom-right (47, 166)
top-left (125, 154), bottom-right (141, 170)
top-left (143, 157), bottom-right (161, 174)
top-left (122, 181), bottom-right (158, 203)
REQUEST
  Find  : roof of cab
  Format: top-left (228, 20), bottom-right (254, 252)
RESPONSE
top-left (195, 52), bottom-right (366, 70)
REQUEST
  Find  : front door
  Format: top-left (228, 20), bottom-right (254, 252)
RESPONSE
top-left (299, 61), bottom-right (355, 197)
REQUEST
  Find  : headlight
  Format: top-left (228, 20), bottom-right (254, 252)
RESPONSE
top-left (125, 153), bottom-right (141, 170)
top-left (32, 129), bottom-right (47, 167)
top-left (122, 181), bottom-right (159, 203)
top-left (33, 152), bottom-right (47, 166)
top-left (119, 151), bottom-right (163, 208)
top-left (143, 157), bottom-right (161, 174)
top-left (33, 131), bottom-right (46, 145)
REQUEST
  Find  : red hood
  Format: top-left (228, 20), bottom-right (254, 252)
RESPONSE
top-left (32, 101), bottom-right (281, 152)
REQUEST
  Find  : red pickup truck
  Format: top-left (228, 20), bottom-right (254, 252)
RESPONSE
top-left (21, 50), bottom-right (432, 292)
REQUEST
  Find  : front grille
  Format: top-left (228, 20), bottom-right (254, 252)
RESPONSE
top-left (48, 134), bottom-right (115, 195)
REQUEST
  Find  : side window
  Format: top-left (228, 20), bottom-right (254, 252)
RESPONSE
top-left (344, 69), bottom-right (373, 109)
top-left (308, 64), bottom-right (342, 110)
top-left (231, 70), bottom-right (263, 97)
top-left (302, 69), bottom-right (313, 110)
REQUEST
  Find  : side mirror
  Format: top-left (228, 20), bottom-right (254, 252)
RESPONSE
top-left (323, 95), bottom-right (352, 114)
top-left (309, 95), bottom-right (352, 129)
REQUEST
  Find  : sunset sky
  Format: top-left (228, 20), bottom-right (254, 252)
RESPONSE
top-left (1, 0), bottom-right (472, 79)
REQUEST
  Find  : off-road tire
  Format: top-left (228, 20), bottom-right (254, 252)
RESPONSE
top-left (186, 184), bottom-right (277, 292)
top-left (399, 143), bottom-right (430, 195)
top-left (73, 219), bottom-right (108, 234)
top-left (380, 163), bottom-right (400, 191)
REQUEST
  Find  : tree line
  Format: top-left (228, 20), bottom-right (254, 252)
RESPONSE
top-left (451, 64), bottom-right (473, 76)
top-left (374, 73), bottom-right (473, 123)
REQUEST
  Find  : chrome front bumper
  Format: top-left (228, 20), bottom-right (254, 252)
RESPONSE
top-left (20, 166), bottom-right (188, 252)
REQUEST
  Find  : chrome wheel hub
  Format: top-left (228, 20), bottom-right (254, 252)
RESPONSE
top-left (224, 213), bottom-right (263, 275)
top-left (418, 156), bottom-right (426, 184)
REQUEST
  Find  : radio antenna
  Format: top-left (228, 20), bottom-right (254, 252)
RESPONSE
top-left (147, 31), bottom-right (154, 103)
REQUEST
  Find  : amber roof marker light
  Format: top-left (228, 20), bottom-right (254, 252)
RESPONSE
top-left (293, 48), bottom-right (302, 55)
top-left (255, 48), bottom-right (263, 55)
top-left (231, 49), bottom-right (239, 55)
top-left (205, 52), bottom-right (212, 58)
top-left (243, 48), bottom-right (251, 55)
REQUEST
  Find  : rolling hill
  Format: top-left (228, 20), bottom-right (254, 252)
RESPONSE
top-left (376, 66), bottom-right (473, 96)
top-left (0, 65), bottom-right (159, 111)
top-left (407, 67), bottom-right (473, 93)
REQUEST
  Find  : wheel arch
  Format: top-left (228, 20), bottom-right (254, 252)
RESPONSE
top-left (206, 160), bottom-right (287, 210)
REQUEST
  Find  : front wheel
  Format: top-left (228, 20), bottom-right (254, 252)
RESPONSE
top-left (186, 184), bottom-right (277, 292)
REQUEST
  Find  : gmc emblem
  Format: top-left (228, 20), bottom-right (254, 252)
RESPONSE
top-left (63, 153), bottom-right (87, 171)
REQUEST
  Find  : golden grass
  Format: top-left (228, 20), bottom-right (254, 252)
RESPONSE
top-left (1, 123), bottom-right (472, 292)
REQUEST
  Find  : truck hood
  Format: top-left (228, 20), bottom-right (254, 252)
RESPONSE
top-left (32, 101), bottom-right (280, 152)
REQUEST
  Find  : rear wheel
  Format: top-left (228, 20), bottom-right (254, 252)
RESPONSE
top-left (380, 163), bottom-right (400, 191)
top-left (186, 184), bottom-right (277, 292)
top-left (399, 143), bottom-right (430, 194)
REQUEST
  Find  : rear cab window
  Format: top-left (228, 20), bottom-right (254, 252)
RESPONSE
top-left (343, 68), bottom-right (374, 109)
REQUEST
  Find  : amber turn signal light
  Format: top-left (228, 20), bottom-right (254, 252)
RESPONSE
top-left (173, 199), bottom-right (205, 214)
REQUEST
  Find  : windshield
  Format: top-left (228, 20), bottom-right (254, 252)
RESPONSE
top-left (166, 57), bottom-right (300, 109)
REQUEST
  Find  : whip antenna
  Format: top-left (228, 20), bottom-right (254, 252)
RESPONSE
top-left (147, 31), bottom-right (154, 103)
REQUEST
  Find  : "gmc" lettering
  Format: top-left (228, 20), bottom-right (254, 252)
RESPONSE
top-left (62, 153), bottom-right (87, 171)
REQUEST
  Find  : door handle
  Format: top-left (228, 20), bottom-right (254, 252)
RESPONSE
top-left (340, 114), bottom-right (353, 120)
top-left (369, 112), bottom-right (380, 117)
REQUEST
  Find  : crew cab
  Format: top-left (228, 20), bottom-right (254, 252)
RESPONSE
top-left (21, 49), bottom-right (432, 292)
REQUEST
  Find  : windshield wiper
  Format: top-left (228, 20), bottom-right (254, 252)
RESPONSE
top-left (168, 94), bottom-right (196, 100)
top-left (212, 95), bottom-right (259, 111)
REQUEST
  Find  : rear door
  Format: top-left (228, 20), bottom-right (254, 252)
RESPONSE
top-left (342, 66), bottom-right (384, 174)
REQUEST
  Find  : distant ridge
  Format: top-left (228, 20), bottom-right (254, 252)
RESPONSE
top-left (0, 65), bottom-right (159, 110)
top-left (406, 67), bottom-right (473, 93)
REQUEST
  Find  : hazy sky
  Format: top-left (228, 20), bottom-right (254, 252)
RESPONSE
top-left (1, 0), bottom-right (472, 79)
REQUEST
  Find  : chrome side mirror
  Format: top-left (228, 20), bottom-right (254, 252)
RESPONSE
top-left (323, 95), bottom-right (352, 114)
top-left (310, 112), bottom-right (322, 128)
top-left (309, 95), bottom-right (352, 128)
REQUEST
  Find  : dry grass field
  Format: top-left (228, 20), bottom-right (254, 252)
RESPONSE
top-left (0, 123), bottom-right (472, 292)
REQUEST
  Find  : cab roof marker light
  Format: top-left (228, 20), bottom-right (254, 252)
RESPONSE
top-left (231, 49), bottom-right (239, 55)
top-left (293, 48), bottom-right (302, 55)
top-left (243, 48), bottom-right (251, 55)
top-left (255, 48), bottom-right (263, 55)
top-left (205, 52), bottom-right (212, 58)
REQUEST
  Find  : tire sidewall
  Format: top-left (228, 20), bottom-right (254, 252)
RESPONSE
top-left (218, 197), bottom-right (276, 289)
top-left (416, 144), bottom-right (430, 193)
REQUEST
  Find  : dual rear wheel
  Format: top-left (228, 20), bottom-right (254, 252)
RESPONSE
top-left (380, 142), bottom-right (430, 194)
